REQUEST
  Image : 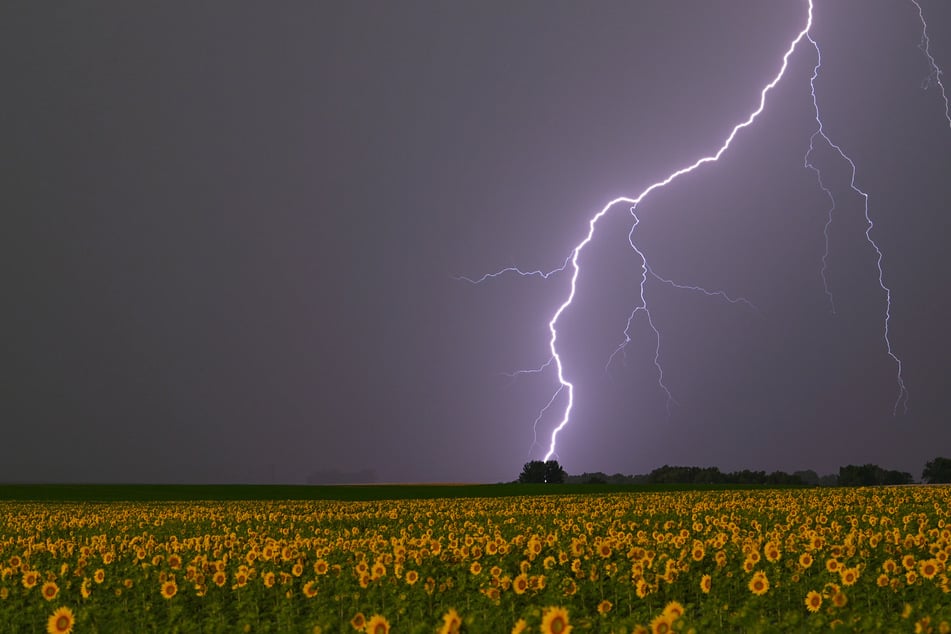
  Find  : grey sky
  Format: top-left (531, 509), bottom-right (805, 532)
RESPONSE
top-left (2, 1), bottom-right (949, 484)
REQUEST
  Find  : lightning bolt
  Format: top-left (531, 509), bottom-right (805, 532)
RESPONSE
top-left (602, 218), bottom-right (756, 415)
top-left (460, 0), bottom-right (933, 462)
top-left (603, 213), bottom-right (677, 416)
top-left (646, 268), bottom-right (759, 314)
top-left (453, 254), bottom-right (572, 284)
top-left (805, 34), bottom-right (909, 415)
top-left (804, 130), bottom-right (838, 315)
top-left (911, 0), bottom-right (951, 128)
top-left (534, 3), bottom-right (816, 461)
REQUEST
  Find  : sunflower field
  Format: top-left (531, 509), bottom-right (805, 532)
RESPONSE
top-left (1, 486), bottom-right (950, 633)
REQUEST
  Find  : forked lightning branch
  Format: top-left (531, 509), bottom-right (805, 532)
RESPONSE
top-left (459, 0), bottom-right (950, 461)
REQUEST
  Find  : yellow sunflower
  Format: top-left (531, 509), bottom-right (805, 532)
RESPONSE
top-left (840, 567), bottom-right (859, 586)
top-left (513, 573), bottom-right (529, 595)
top-left (715, 550), bottom-right (727, 567)
top-left (350, 613), bottom-right (366, 631)
top-left (46, 606), bottom-right (75, 634)
top-left (263, 572), bottom-right (276, 588)
top-left (439, 608), bottom-right (462, 634)
top-left (597, 599), bottom-right (612, 615)
top-left (41, 581), bottom-right (59, 601)
top-left (22, 570), bottom-right (39, 589)
top-left (662, 600), bottom-right (684, 620)
top-left (635, 578), bottom-right (650, 598)
top-left (804, 590), bottom-right (822, 613)
top-left (511, 619), bottom-right (528, 634)
top-left (700, 574), bottom-right (712, 594)
top-left (920, 559), bottom-right (939, 580)
top-left (540, 606), bottom-right (572, 634)
top-left (303, 581), bottom-right (318, 598)
top-left (649, 613), bottom-right (673, 634)
top-left (748, 571), bottom-right (769, 596)
top-left (832, 591), bottom-right (848, 608)
top-left (160, 580), bottom-right (177, 599)
top-left (365, 614), bottom-right (390, 634)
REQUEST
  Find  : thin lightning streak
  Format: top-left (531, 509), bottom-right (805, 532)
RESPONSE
top-left (647, 267), bottom-right (759, 313)
top-left (604, 215), bottom-right (677, 415)
top-left (528, 385), bottom-right (564, 459)
top-left (501, 357), bottom-right (553, 380)
top-left (454, 254), bottom-right (572, 284)
top-left (539, 2), bottom-right (816, 461)
top-left (605, 226), bottom-right (756, 409)
top-left (806, 34), bottom-right (909, 415)
top-left (804, 131), bottom-right (838, 314)
top-left (911, 0), bottom-right (951, 128)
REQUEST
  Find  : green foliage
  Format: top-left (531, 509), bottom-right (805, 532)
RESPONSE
top-left (544, 460), bottom-right (566, 484)
top-left (922, 456), bottom-right (951, 484)
top-left (2, 487), bottom-right (951, 632)
top-left (518, 460), bottom-right (547, 484)
top-left (838, 463), bottom-right (914, 486)
top-left (518, 460), bottom-right (565, 484)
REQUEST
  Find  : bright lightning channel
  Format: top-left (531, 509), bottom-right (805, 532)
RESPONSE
top-left (461, 0), bottom-right (926, 462)
top-left (531, 1), bottom-right (817, 461)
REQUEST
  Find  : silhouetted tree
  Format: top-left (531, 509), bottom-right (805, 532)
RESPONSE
top-left (839, 464), bottom-right (880, 486)
top-left (519, 461), bottom-right (547, 484)
top-left (882, 470), bottom-right (913, 485)
top-left (729, 469), bottom-right (768, 485)
top-left (766, 470), bottom-right (803, 485)
top-left (922, 457), bottom-right (951, 484)
top-left (544, 460), bottom-right (566, 484)
top-left (794, 470), bottom-right (820, 486)
top-left (838, 464), bottom-right (913, 486)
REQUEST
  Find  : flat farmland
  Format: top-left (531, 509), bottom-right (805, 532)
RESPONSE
top-left (1, 485), bottom-right (949, 633)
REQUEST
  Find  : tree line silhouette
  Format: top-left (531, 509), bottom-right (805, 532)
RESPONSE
top-left (517, 456), bottom-right (951, 486)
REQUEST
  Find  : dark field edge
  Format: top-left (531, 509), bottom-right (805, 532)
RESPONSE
top-left (0, 483), bottom-right (797, 502)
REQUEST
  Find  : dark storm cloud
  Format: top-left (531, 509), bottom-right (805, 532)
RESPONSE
top-left (2, 1), bottom-right (949, 483)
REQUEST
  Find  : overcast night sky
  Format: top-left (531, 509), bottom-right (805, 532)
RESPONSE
top-left (2, 1), bottom-right (950, 485)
